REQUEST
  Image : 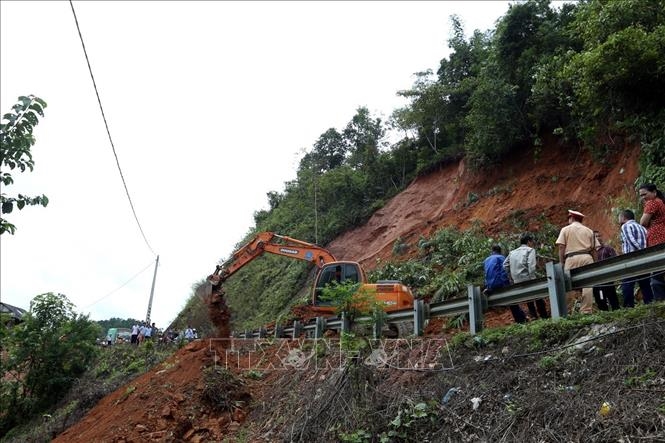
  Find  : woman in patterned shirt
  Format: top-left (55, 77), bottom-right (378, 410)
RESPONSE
top-left (639, 183), bottom-right (665, 301)
top-left (639, 183), bottom-right (665, 246)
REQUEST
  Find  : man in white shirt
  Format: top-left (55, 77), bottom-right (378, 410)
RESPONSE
top-left (130, 324), bottom-right (139, 345)
top-left (143, 322), bottom-right (152, 341)
top-left (619, 209), bottom-right (653, 306)
top-left (504, 233), bottom-right (549, 320)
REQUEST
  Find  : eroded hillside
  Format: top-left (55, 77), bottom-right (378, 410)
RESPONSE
top-left (329, 141), bottom-right (640, 269)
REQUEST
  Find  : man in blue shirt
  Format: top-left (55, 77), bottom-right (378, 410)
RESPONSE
top-left (619, 209), bottom-right (653, 306)
top-left (484, 244), bottom-right (526, 323)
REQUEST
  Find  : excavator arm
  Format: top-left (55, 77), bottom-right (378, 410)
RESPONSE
top-left (205, 231), bottom-right (415, 336)
top-left (208, 232), bottom-right (337, 287)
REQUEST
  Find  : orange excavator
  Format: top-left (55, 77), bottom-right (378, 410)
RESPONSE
top-left (207, 232), bottom-right (415, 320)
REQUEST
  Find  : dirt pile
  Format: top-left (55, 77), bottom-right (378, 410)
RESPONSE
top-left (207, 292), bottom-right (231, 339)
top-left (53, 339), bottom-right (250, 443)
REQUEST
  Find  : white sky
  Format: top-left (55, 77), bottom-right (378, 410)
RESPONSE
top-left (1, 0), bottom-right (515, 328)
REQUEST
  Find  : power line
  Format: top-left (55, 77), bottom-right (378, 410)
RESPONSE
top-left (82, 260), bottom-right (156, 309)
top-left (69, 0), bottom-right (156, 257)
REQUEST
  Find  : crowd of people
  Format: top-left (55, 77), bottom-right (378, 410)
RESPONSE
top-left (161, 325), bottom-right (198, 344)
top-left (484, 183), bottom-right (665, 322)
top-left (129, 321), bottom-right (158, 345)
top-left (104, 323), bottom-right (200, 347)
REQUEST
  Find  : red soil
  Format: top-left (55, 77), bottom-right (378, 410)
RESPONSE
top-left (328, 141), bottom-right (639, 269)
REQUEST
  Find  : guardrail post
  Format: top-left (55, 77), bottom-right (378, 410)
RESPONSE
top-left (546, 262), bottom-right (568, 319)
top-left (244, 329), bottom-right (252, 339)
top-left (341, 312), bottom-right (350, 334)
top-left (468, 285), bottom-right (484, 335)
top-left (414, 299), bottom-right (425, 337)
top-left (292, 320), bottom-right (303, 339)
top-left (315, 317), bottom-right (326, 338)
top-left (373, 311), bottom-right (383, 339)
top-left (275, 325), bottom-right (284, 338)
top-left (258, 327), bottom-right (267, 338)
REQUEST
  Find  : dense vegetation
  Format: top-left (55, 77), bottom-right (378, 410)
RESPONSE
top-left (207, 0), bottom-right (665, 330)
top-left (0, 293), bottom-right (100, 435)
top-left (1, 327), bottom-right (176, 442)
top-left (0, 295), bottom-right (176, 440)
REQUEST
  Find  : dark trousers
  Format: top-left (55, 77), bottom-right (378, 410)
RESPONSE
top-left (652, 272), bottom-right (665, 301)
top-left (592, 284), bottom-right (620, 311)
top-left (526, 299), bottom-right (549, 319)
top-left (509, 305), bottom-right (527, 324)
top-left (621, 275), bottom-right (654, 307)
top-left (485, 287), bottom-right (527, 324)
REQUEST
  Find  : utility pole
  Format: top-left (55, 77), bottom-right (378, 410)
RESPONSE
top-left (145, 255), bottom-right (159, 323)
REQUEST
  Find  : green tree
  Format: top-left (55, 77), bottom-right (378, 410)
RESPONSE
top-left (0, 292), bottom-right (100, 434)
top-left (0, 95), bottom-right (49, 235)
top-left (535, 0), bottom-right (665, 146)
top-left (299, 128), bottom-right (348, 173)
top-left (464, 61), bottom-right (523, 166)
top-left (344, 107), bottom-right (385, 172)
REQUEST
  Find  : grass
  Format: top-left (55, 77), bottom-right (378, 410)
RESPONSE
top-left (451, 303), bottom-right (665, 351)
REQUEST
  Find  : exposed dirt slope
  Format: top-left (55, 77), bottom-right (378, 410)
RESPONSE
top-left (53, 142), bottom-right (644, 442)
top-left (329, 141), bottom-right (640, 269)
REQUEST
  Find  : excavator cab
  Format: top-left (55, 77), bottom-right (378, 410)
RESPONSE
top-left (313, 262), bottom-right (362, 306)
top-left (207, 231), bottom-right (414, 324)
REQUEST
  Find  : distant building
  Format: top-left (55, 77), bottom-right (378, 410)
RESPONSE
top-left (0, 302), bottom-right (28, 326)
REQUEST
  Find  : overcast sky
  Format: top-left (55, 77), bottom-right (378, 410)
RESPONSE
top-left (1, 1), bottom-right (516, 329)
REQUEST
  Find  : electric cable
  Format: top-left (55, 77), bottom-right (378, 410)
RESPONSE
top-left (82, 260), bottom-right (156, 309)
top-left (69, 0), bottom-right (156, 256)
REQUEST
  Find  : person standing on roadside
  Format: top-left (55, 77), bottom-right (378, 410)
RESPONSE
top-left (591, 231), bottom-right (620, 311)
top-left (484, 244), bottom-right (527, 324)
top-left (639, 183), bottom-right (665, 299)
top-left (619, 209), bottom-right (653, 307)
top-left (639, 183), bottom-right (665, 246)
top-left (130, 323), bottom-right (139, 346)
top-left (184, 325), bottom-right (195, 342)
top-left (556, 209), bottom-right (596, 314)
top-left (504, 233), bottom-right (549, 320)
top-left (143, 321), bottom-right (153, 342)
top-left (138, 322), bottom-right (146, 345)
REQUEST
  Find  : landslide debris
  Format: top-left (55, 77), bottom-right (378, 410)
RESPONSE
top-left (52, 306), bottom-right (665, 442)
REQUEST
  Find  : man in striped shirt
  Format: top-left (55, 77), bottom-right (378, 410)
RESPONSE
top-left (619, 209), bottom-right (653, 307)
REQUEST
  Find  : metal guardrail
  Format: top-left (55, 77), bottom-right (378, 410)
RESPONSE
top-left (429, 296), bottom-right (469, 317)
top-left (569, 242), bottom-right (665, 289)
top-left (486, 278), bottom-right (549, 307)
top-left (233, 243), bottom-right (665, 338)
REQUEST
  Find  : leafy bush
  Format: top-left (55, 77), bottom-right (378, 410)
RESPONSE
top-left (0, 293), bottom-right (100, 434)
